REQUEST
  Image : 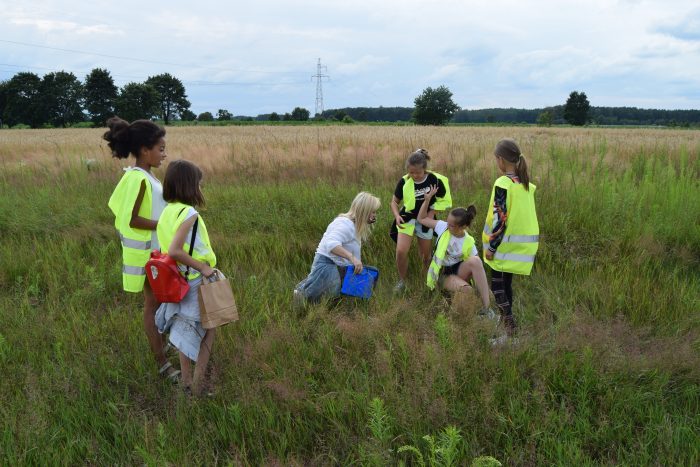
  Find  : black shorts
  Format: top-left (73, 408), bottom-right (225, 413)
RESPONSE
top-left (442, 261), bottom-right (463, 276)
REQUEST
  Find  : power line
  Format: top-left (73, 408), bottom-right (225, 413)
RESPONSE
top-left (0, 62), bottom-right (309, 87)
top-left (0, 38), bottom-right (309, 76)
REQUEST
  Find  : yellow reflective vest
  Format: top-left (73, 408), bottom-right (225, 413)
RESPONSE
top-left (482, 176), bottom-right (539, 275)
top-left (427, 229), bottom-right (476, 290)
top-left (157, 202), bottom-right (216, 280)
top-left (401, 171), bottom-right (452, 212)
top-left (108, 169), bottom-right (155, 292)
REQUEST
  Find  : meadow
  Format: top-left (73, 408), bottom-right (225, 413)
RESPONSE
top-left (0, 125), bottom-right (698, 465)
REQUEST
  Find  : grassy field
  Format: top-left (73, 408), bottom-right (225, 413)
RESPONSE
top-left (1, 125), bottom-right (699, 465)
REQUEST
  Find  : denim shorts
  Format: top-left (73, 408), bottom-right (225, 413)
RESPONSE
top-left (397, 218), bottom-right (434, 240)
top-left (295, 253), bottom-right (343, 303)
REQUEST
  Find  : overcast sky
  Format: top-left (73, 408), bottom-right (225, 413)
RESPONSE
top-left (1, 1), bottom-right (699, 115)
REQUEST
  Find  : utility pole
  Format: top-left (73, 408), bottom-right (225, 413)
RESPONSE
top-left (312, 58), bottom-right (329, 117)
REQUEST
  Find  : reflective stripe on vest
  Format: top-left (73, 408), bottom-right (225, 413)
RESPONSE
top-left (492, 252), bottom-right (535, 263)
top-left (123, 265), bottom-right (146, 275)
top-left (483, 225), bottom-right (538, 243)
top-left (119, 233), bottom-right (152, 250)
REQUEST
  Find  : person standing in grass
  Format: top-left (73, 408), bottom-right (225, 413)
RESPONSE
top-left (390, 148), bottom-right (452, 293)
top-left (105, 117), bottom-right (178, 382)
top-left (294, 192), bottom-right (381, 304)
top-left (154, 160), bottom-right (217, 397)
top-left (483, 138), bottom-right (539, 338)
top-left (417, 186), bottom-right (493, 315)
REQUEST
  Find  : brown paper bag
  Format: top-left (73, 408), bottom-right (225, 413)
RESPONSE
top-left (198, 270), bottom-right (239, 329)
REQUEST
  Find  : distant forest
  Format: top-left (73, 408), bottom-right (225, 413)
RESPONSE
top-left (306, 106), bottom-right (700, 126)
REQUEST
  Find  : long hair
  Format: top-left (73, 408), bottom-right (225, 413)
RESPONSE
top-left (163, 160), bottom-right (205, 207)
top-left (494, 138), bottom-right (530, 190)
top-left (340, 192), bottom-right (381, 242)
top-left (103, 116), bottom-right (165, 159)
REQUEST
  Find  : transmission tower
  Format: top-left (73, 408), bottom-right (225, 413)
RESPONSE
top-left (312, 58), bottom-right (329, 117)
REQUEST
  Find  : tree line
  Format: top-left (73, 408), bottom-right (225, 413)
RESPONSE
top-left (0, 69), bottom-right (195, 128)
top-left (2, 69), bottom-right (698, 128)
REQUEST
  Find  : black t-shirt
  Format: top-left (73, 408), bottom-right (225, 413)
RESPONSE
top-left (393, 172), bottom-right (447, 217)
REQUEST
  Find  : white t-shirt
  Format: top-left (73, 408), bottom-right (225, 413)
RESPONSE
top-left (131, 167), bottom-right (166, 250)
top-left (316, 216), bottom-right (361, 266)
top-left (434, 220), bottom-right (478, 267)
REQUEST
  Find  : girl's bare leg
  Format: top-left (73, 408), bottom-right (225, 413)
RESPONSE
top-left (417, 237), bottom-right (433, 271)
top-left (456, 256), bottom-right (490, 308)
top-left (192, 329), bottom-right (216, 396)
top-left (143, 281), bottom-right (167, 367)
top-left (179, 352), bottom-right (193, 388)
top-left (395, 233), bottom-right (413, 282)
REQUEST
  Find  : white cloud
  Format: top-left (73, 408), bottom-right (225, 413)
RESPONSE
top-left (2, 0), bottom-right (700, 112)
top-left (11, 18), bottom-right (119, 35)
top-left (426, 63), bottom-right (466, 82)
top-left (336, 55), bottom-right (389, 75)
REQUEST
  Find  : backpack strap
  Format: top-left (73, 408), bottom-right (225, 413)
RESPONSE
top-left (184, 217), bottom-right (199, 280)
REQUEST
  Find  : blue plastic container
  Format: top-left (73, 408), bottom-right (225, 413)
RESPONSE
top-left (341, 266), bottom-right (379, 299)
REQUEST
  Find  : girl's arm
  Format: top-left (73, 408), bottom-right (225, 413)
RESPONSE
top-left (485, 187), bottom-right (508, 260)
top-left (390, 196), bottom-right (406, 225)
top-left (416, 185), bottom-right (439, 230)
top-left (167, 214), bottom-right (215, 278)
top-left (330, 245), bottom-right (363, 274)
top-left (129, 180), bottom-right (158, 230)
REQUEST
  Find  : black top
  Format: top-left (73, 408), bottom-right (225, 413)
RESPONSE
top-left (394, 173), bottom-right (447, 218)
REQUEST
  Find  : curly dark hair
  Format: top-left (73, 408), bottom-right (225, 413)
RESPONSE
top-left (103, 116), bottom-right (165, 159)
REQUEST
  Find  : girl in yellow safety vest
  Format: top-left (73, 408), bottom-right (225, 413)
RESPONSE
top-left (390, 148), bottom-right (452, 293)
top-left (105, 117), bottom-right (178, 382)
top-left (483, 139), bottom-right (540, 339)
top-left (417, 186), bottom-right (493, 315)
top-left (154, 160), bottom-right (218, 397)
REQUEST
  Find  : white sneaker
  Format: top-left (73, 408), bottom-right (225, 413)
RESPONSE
top-left (393, 280), bottom-right (406, 294)
top-left (478, 307), bottom-right (499, 322)
top-left (490, 334), bottom-right (519, 347)
top-left (292, 289), bottom-right (305, 308)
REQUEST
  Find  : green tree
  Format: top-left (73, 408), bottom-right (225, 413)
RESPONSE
top-left (564, 91), bottom-right (590, 126)
top-left (291, 107), bottom-right (310, 121)
top-left (0, 80), bottom-right (8, 127)
top-left (217, 109), bottom-right (233, 121)
top-left (180, 109), bottom-right (196, 121)
top-left (2, 72), bottom-right (43, 127)
top-left (269, 112), bottom-right (280, 121)
top-left (537, 110), bottom-right (553, 127)
top-left (84, 68), bottom-right (117, 126)
top-left (40, 71), bottom-right (84, 128)
top-left (413, 85), bottom-right (460, 125)
top-left (145, 73), bottom-right (190, 125)
top-left (115, 82), bottom-right (159, 122)
top-left (197, 111), bottom-right (214, 121)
